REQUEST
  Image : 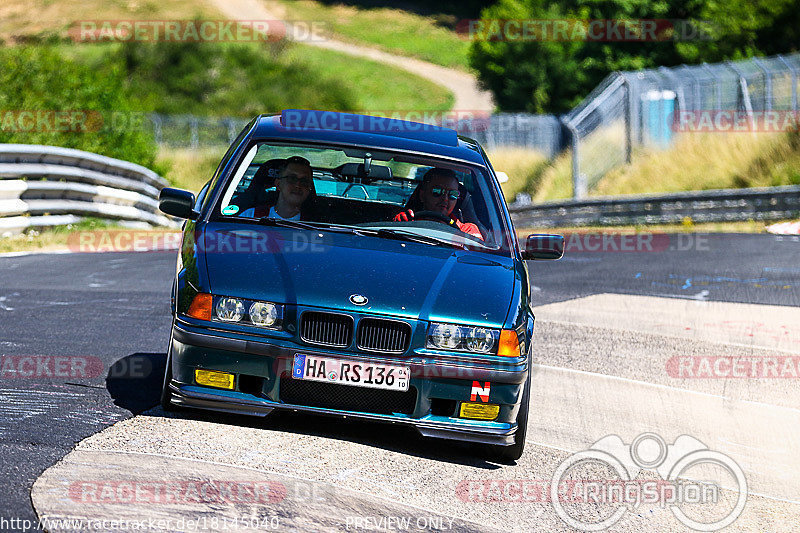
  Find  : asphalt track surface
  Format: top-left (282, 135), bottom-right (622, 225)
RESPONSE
top-left (0, 233), bottom-right (798, 531)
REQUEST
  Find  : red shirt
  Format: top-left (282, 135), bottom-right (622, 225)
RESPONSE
top-left (455, 219), bottom-right (483, 240)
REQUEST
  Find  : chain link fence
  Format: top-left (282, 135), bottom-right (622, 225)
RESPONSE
top-left (147, 114), bottom-right (251, 148)
top-left (147, 112), bottom-right (567, 157)
top-left (564, 52), bottom-right (800, 198)
top-left (455, 113), bottom-right (564, 158)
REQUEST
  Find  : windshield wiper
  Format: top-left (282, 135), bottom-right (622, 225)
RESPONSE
top-left (312, 222), bottom-right (369, 236)
top-left (257, 217), bottom-right (320, 231)
top-left (257, 218), bottom-right (366, 236)
top-left (372, 228), bottom-right (465, 249)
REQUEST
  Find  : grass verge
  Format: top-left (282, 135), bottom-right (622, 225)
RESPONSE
top-left (488, 148), bottom-right (549, 202)
top-left (0, 0), bottom-right (213, 43)
top-left (269, 0), bottom-right (470, 70)
top-left (596, 131), bottom-right (800, 195)
top-left (280, 43), bottom-right (454, 112)
top-left (157, 146), bottom-right (227, 192)
top-left (0, 218), bottom-right (175, 254)
top-left (513, 130), bottom-right (800, 202)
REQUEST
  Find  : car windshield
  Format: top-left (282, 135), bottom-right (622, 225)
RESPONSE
top-left (214, 142), bottom-right (511, 254)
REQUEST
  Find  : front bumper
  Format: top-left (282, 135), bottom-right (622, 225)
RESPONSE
top-left (168, 322), bottom-right (528, 446)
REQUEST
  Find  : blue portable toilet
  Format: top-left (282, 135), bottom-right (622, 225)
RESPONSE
top-left (642, 90), bottom-right (676, 148)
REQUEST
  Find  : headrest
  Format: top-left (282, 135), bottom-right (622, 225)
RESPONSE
top-left (251, 158), bottom-right (286, 190)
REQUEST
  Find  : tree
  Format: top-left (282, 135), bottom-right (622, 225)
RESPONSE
top-left (469, 0), bottom-right (799, 113)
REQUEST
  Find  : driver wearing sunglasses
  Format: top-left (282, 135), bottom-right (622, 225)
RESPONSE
top-left (240, 156), bottom-right (314, 220)
top-left (393, 168), bottom-right (482, 240)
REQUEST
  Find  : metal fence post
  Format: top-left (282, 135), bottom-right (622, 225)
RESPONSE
top-left (622, 76), bottom-right (633, 163)
top-left (726, 61), bottom-right (755, 127)
top-left (752, 57), bottom-right (772, 111)
top-left (150, 114), bottom-right (163, 146)
top-left (701, 63), bottom-right (722, 110)
top-left (777, 55), bottom-right (798, 112)
top-left (678, 65), bottom-right (702, 110)
top-left (562, 118), bottom-right (585, 199)
top-left (226, 119), bottom-right (237, 144)
top-left (190, 116), bottom-right (200, 149)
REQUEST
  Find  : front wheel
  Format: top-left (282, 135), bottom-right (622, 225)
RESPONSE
top-left (160, 329), bottom-right (179, 411)
top-left (491, 373), bottom-right (530, 463)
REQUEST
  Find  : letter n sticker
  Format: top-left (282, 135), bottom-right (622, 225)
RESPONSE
top-left (470, 381), bottom-right (490, 402)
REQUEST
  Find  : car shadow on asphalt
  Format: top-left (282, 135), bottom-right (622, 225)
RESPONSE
top-left (106, 352), bottom-right (509, 469)
top-left (106, 352), bottom-right (166, 415)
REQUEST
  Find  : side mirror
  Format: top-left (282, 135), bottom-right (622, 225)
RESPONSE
top-left (522, 234), bottom-right (564, 260)
top-left (159, 187), bottom-right (198, 220)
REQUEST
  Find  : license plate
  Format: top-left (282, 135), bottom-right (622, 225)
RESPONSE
top-left (292, 354), bottom-right (410, 392)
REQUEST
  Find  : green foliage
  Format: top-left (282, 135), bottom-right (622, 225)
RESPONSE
top-left (470, 0), bottom-right (799, 113)
top-left (109, 39), bottom-right (357, 116)
top-left (0, 46), bottom-right (160, 170)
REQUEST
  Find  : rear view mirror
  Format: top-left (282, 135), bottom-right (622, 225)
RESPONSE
top-left (159, 187), bottom-right (198, 220)
top-left (338, 162), bottom-right (392, 182)
top-left (522, 234), bottom-right (564, 260)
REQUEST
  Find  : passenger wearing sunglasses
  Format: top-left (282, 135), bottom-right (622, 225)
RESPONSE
top-left (241, 156), bottom-right (315, 220)
top-left (393, 168), bottom-right (482, 240)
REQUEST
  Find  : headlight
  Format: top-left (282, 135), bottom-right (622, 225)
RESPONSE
top-left (429, 323), bottom-right (462, 349)
top-left (426, 322), bottom-right (501, 354)
top-left (249, 301), bottom-right (279, 327)
top-left (210, 296), bottom-right (283, 329)
top-left (216, 297), bottom-right (245, 322)
top-left (466, 327), bottom-right (495, 353)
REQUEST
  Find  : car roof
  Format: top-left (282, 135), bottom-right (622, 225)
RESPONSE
top-left (250, 111), bottom-right (486, 166)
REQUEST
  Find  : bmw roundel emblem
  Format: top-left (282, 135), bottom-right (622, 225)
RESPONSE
top-left (349, 294), bottom-right (368, 306)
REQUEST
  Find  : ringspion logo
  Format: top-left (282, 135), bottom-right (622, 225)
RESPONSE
top-left (550, 433), bottom-right (747, 531)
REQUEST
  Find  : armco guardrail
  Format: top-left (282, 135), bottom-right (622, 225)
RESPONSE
top-left (0, 144), bottom-right (176, 235)
top-left (510, 185), bottom-right (800, 228)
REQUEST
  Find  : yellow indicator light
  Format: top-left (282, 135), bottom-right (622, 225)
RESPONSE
top-left (195, 369), bottom-right (235, 390)
top-left (459, 402), bottom-right (500, 420)
top-left (187, 293), bottom-right (213, 321)
top-left (497, 329), bottom-right (521, 357)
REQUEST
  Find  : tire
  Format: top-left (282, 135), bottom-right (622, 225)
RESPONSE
top-left (160, 329), bottom-right (179, 412)
top-left (491, 372), bottom-right (530, 463)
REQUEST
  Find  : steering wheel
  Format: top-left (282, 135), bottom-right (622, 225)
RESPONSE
top-left (413, 210), bottom-right (453, 224)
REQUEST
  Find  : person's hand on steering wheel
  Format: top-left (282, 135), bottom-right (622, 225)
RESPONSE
top-left (393, 209), bottom-right (415, 222)
top-left (393, 209), bottom-right (455, 224)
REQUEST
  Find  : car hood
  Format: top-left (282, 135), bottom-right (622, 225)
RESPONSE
top-left (201, 224), bottom-right (516, 327)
